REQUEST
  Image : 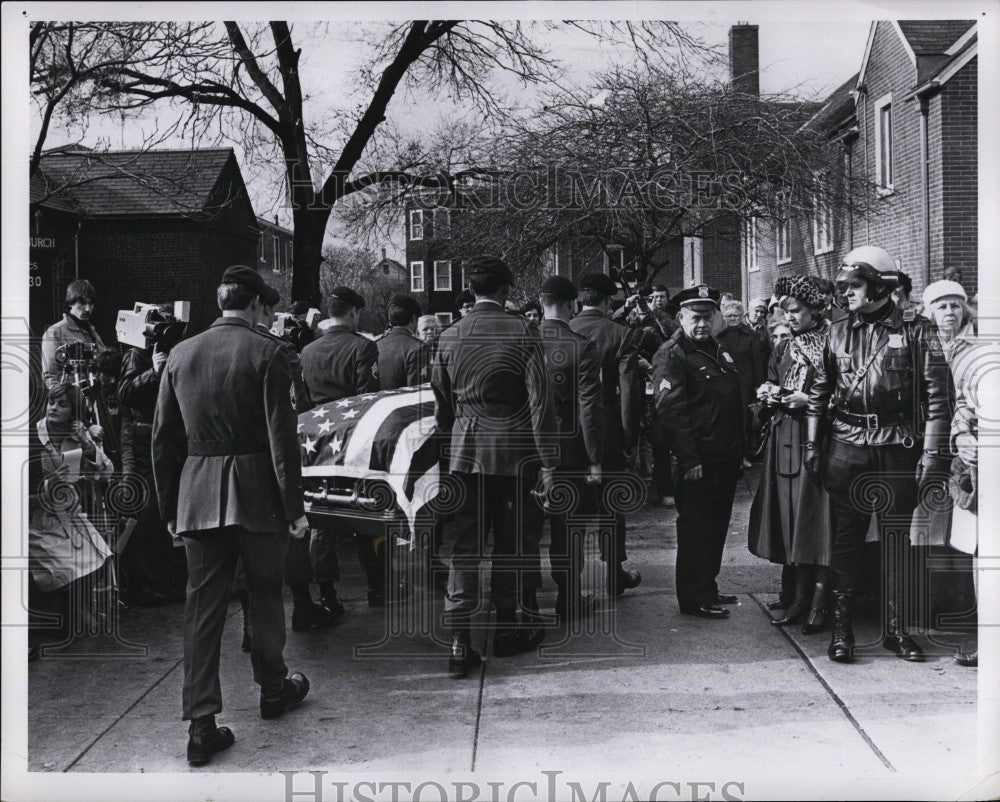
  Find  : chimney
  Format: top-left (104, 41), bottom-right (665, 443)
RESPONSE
top-left (381, 247), bottom-right (387, 260)
top-left (729, 23), bottom-right (759, 96)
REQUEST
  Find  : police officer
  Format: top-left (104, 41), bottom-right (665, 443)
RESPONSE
top-left (805, 246), bottom-right (950, 664)
top-left (298, 286), bottom-right (379, 611)
top-left (376, 294), bottom-right (431, 390)
top-left (651, 285), bottom-right (744, 619)
top-left (537, 276), bottom-right (604, 620)
top-left (570, 272), bottom-right (643, 597)
top-left (432, 255), bottom-right (556, 677)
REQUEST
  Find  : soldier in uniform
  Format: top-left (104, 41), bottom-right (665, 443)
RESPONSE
top-left (537, 276), bottom-right (604, 620)
top-left (569, 272), bottom-right (643, 597)
top-left (299, 287), bottom-right (380, 609)
top-left (651, 285), bottom-right (744, 620)
top-left (432, 255), bottom-right (557, 677)
top-left (152, 265), bottom-right (310, 766)
top-left (376, 294), bottom-right (431, 390)
top-left (805, 246), bottom-right (950, 664)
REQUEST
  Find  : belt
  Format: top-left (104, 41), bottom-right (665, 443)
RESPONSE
top-left (187, 440), bottom-right (269, 456)
top-left (834, 407), bottom-right (908, 430)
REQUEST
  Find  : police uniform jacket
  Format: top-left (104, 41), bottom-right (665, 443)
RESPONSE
top-left (569, 308), bottom-right (642, 454)
top-left (299, 324), bottom-right (379, 406)
top-left (538, 318), bottom-right (604, 469)
top-left (41, 313), bottom-right (106, 389)
top-left (152, 317), bottom-right (304, 535)
top-left (376, 326), bottom-right (431, 390)
top-left (651, 328), bottom-right (744, 471)
top-left (432, 301), bottom-right (557, 476)
top-left (806, 301), bottom-right (951, 448)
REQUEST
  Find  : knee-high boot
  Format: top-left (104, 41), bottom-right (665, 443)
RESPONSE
top-left (828, 570), bottom-right (855, 663)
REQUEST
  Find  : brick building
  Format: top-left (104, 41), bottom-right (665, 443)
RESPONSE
top-left (745, 20), bottom-right (978, 304)
top-left (255, 215), bottom-right (295, 304)
top-left (30, 147), bottom-right (260, 340)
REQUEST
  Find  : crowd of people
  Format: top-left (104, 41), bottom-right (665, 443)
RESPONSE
top-left (27, 246), bottom-right (982, 766)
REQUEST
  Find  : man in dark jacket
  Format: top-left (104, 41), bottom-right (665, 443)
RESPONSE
top-left (651, 285), bottom-right (744, 620)
top-left (432, 256), bottom-right (557, 676)
top-left (376, 294), bottom-right (431, 389)
top-left (537, 276), bottom-right (604, 620)
top-left (804, 246), bottom-right (950, 665)
top-left (717, 299), bottom-right (765, 459)
top-left (570, 272), bottom-right (643, 597)
top-left (153, 265), bottom-right (310, 766)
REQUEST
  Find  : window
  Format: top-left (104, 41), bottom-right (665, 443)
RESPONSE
top-left (812, 173), bottom-right (834, 255)
top-left (258, 233), bottom-right (265, 263)
top-left (776, 192), bottom-right (791, 265)
top-left (460, 261), bottom-right (470, 290)
top-left (744, 218), bottom-right (759, 273)
top-left (285, 241), bottom-right (293, 272)
top-left (603, 244), bottom-right (626, 275)
top-left (410, 261), bottom-right (424, 292)
top-left (874, 94), bottom-right (893, 191)
top-left (434, 208), bottom-right (450, 237)
top-left (272, 235), bottom-right (281, 272)
top-left (409, 209), bottom-right (424, 240)
top-left (433, 260), bottom-right (452, 291)
top-left (435, 312), bottom-right (453, 325)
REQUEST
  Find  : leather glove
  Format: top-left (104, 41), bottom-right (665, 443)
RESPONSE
top-left (914, 451), bottom-right (943, 487)
top-left (803, 415), bottom-right (824, 483)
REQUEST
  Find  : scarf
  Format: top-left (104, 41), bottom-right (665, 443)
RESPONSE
top-left (781, 318), bottom-right (829, 391)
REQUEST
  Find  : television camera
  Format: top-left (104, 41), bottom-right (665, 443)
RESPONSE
top-left (115, 302), bottom-right (190, 351)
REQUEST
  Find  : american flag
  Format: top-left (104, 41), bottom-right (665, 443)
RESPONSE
top-left (298, 384), bottom-right (439, 532)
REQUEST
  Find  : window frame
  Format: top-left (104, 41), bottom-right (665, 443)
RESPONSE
top-left (812, 172), bottom-right (834, 255)
top-left (744, 217), bottom-right (760, 273)
top-left (776, 191), bottom-right (792, 265)
top-left (410, 260), bottom-right (424, 293)
top-left (433, 260), bottom-right (453, 292)
top-left (435, 312), bottom-right (453, 325)
top-left (409, 209), bottom-right (424, 241)
top-left (602, 244), bottom-right (626, 275)
top-left (874, 93), bottom-right (894, 194)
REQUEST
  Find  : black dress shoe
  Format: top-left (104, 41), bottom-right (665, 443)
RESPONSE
top-left (613, 570), bottom-right (642, 597)
top-left (187, 716), bottom-right (235, 766)
top-left (260, 672), bottom-right (310, 719)
top-left (680, 604), bottom-right (730, 620)
top-left (801, 609), bottom-right (827, 635)
top-left (291, 602), bottom-right (338, 632)
top-left (771, 603), bottom-right (807, 627)
top-left (493, 625), bottom-right (545, 657)
top-left (954, 648), bottom-right (978, 667)
top-left (766, 598), bottom-right (790, 611)
top-left (883, 633), bottom-right (924, 662)
top-left (715, 593), bottom-right (738, 605)
top-left (448, 639), bottom-right (482, 678)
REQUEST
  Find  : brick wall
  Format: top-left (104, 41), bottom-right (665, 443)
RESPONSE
top-left (940, 58), bottom-right (978, 298)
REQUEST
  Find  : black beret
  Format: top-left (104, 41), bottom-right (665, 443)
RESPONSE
top-left (673, 284), bottom-right (721, 309)
top-left (579, 272), bottom-right (619, 297)
top-left (329, 285), bottom-right (365, 309)
top-left (388, 293), bottom-right (421, 316)
top-left (221, 265), bottom-right (280, 307)
top-left (539, 275), bottom-right (578, 301)
top-left (464, 255), bottom-right (515, 285)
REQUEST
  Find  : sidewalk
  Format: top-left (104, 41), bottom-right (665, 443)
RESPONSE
top-left (25, 478), bottom-right (982, 798)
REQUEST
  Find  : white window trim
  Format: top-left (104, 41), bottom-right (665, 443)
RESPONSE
top-left (602, 244), bottom-right (625, 275)
top-left (776, 192), bottom-right (792, 265)
top-left (433, 260), bottom-right (452, 292)
top-left (745, 218), bottom-right (760, 273)
top-left (410, 260), bottom-right (424, 293)
top-left (812, 173), bottom-right (834, 256)
top-left (460, 261), bottom-right (470, 290)
top-left (874, 92), bottom-right (894, 195)
top-left (409, 209), bottom-right (424, 241)
top-left (435, 312), bottom-right (453, 325)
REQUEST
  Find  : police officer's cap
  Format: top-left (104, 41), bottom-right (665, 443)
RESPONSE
top-left (579, 272), bottom-right (619, 298)
top-left (329, 286), bottom-right (366, 309)
top-left (674, 284), bottom-right (721, 310)
top-left (388, 293), bottom-right (421, 317)
top-left (464, 255), bottom-right (515, 285)
top-left (221, 264), bottom-right (280, 307)
top-left (539, 276), bottom-right (578, 302)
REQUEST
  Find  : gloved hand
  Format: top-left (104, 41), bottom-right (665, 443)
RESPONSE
top-left (914, 451), bottom-right (943, 487)
top-left (803, 443), bottom-right (823, 482)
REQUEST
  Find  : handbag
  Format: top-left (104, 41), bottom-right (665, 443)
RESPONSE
top-left (948, 456), bottom-right (977, 512)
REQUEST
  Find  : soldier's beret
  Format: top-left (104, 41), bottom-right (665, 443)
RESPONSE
top-left (674, 284), bottom-right (721, 310)
top-left (388, 293), bottom-right (421, 316)
top-left (539, 276), bottom-right (578, 301)
top-left (464, 255), bottom-right (515, 285)
top-left (579, 272), bottom-right (619, 297)
top-left (329, 285), bottom-right (366, 309)
top-left (221, 265), bottom-right (280, 307)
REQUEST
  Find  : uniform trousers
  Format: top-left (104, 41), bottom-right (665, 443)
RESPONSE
top-left (182, 525), bottom-right (288, 720)
top-left (596, 450), bottom-right (629, 574)
top-left (547, 472), bottom-right (586, 602)
top-left (674, 460), bottom-right (740, 609)
top-left (283, 527), bottom-right (340, 587)
top-left (822, 439), bottom-right (920, 605)
top-left (444, 470), bottom-right (542, 621)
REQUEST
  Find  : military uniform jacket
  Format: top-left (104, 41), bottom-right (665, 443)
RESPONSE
top-left (152, 317), bottom-right (304, 535)
top-left (299, 324), bottom-right (379, 407)
top-left (432, 301), bottom-right (557, 476)
top-left (806, 302), bottom-right (950, 447)
top-left (256, 325), bottom-right (311, 414)
top-left (569, 308), bottom-right (642, 454)
top-left (376, 326), bottom-right (431, 390)
top-left (538, 318), bottom-right (604, 469)
top-left (651, 329), bottom-right (745, 471)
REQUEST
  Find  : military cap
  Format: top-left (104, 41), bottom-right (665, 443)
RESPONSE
top-left (579, 272), bottom-right (619, 297)
top-left (464, 255), bottom-right (515, 285)
top-left (388, 293), bottom-right (421, 317)
top-left (674, 284), bottom-right (721, 310)
top-left (221, 264), bottom-right (280, 306)
top-left (329, 285), bottom-right (366, 309)
top-left (539, 275), bottom-right (578, 301)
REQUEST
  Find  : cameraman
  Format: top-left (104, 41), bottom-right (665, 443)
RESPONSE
top-left (118, 305), bottom-right (187, 606)
top-left (42, 279), bottom-right (107, 389)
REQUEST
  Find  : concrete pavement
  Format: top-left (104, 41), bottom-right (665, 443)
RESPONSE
top-left (23, 476), bottom-right (984, 799)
